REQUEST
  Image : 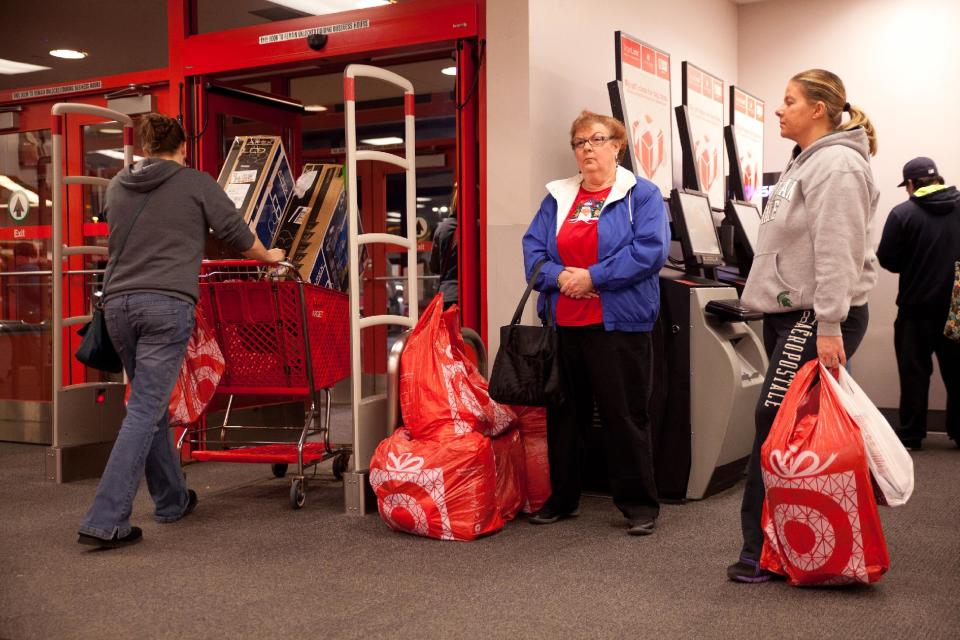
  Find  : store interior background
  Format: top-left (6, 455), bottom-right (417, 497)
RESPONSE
top-left (1, 0), bottom-right (957, 416)
top-left (487, 0), bottom-right (960, 416)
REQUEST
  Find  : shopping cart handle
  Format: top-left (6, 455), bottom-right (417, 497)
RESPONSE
top-left (200, 259), bottom-right (302, 282)
top-left (202, 259), bottom-right (285, 268)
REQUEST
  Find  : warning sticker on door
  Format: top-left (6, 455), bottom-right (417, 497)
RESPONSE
top-left (258, 20), bottom-right (370, 45)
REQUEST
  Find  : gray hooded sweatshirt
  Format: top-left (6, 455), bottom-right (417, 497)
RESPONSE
top-left (104, 158), bottom-right (255, 303)
top-left (741, 128), bottom-right (879, 336)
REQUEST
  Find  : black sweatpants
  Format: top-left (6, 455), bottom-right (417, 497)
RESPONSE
top-left (545, 326), bottom-right (659, 521)
top-left (738, 305), bottom-right (869, 560)
top-left (894, 308), bottom-right (960, 442)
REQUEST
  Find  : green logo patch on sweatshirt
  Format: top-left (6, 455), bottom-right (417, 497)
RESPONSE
top-left (777, 291), bottom-right (794, 308)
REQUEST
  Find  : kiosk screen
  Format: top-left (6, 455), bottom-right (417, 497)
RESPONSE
top-left (729, 201), bottom-right (761, 256)
top-left (678, 191), bottom-right (722, 263)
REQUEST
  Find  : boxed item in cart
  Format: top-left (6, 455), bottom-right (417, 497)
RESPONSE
top-left (217, 136), bottom-right (294, 247)
top-left (274, 163), bottom-right (365, 291)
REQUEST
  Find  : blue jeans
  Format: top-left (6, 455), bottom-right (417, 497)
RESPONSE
top-left (78, 293), bottom-right (195, 540)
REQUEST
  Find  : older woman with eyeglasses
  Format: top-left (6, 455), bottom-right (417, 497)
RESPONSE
top-left (521, 110), bottom-right (670, 535)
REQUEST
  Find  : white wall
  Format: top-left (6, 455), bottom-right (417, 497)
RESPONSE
top-left (486, 0), bottom-right (739, 355)
top-left (738, 0), bottom-right (960, 410)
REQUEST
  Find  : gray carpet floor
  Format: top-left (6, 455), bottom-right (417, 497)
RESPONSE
top-left (1, 434), bottom-right (958, 640)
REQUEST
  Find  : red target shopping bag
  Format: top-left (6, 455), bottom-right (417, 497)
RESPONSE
top-left (759, 361), bottom-right (890, 586)
top-left (125, 308), bottom-right (224, 426)
top-left (369, 428), bottom-right (504, 541)
top-left (399, 295), bottom-right (515, 440)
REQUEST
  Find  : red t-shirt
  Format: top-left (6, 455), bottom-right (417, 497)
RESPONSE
top-left (556, 185), bottom-right (611, 326)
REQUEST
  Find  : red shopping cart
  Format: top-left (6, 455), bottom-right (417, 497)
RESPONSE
top-left (178, 260), bottom-right (350, 509)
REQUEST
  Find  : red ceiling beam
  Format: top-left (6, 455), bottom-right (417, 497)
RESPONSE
top-left (181, 0), bottom-right (478, 77)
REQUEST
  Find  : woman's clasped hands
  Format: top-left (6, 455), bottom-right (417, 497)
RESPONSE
top-left (558, 266), bottom-right (598, 299)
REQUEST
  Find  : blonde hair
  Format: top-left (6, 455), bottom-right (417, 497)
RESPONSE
top-left (570, 109), bottom-right (627, 162)
top-left (791, 69), bottom-right (877, 156)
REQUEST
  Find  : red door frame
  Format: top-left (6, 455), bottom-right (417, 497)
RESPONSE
top-left (0, 75), bottom-right (173, 388)
top-left (171, 0), bottom-right (485, 337)
top-left (197, 85), bottom-right (303, 180)
top-left (1, 0), bottom-right (488, 340)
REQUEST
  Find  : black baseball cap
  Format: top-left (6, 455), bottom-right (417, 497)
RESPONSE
top-left (898, 157), bottom-right (940, 187)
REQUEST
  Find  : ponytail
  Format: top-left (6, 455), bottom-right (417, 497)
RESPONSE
top-left (840, 103), bottom-right (877, 156)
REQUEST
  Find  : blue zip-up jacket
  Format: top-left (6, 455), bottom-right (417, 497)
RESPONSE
top-left (522, 166), bottom-right (670, 332)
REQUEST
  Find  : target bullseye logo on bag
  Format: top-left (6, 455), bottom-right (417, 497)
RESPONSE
top-left (369, 429), bottom-right (504, 541)
top-left (763, 448), bottom-right (869, 583)
top-left (370, 451), bottom-right (455, 540)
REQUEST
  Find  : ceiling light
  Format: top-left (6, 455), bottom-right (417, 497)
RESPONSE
top-left (266, 1), bottom-right (390, 15)
top-left (49, 49), bottom-right (88, 60)
top-left (360, 136), bottom-right (403, 146)
top-left (415, 196), bottom-right (431, 202)
top-left (99, 128), bottom-right (123, 134)
top-left (416, 204), bottom-right (425, 209)
top-left (0, 58), bottom-right (50, 75)
top-left (439, 206), bottom-right (448, 213)
top-left (304, 104), bottom-right (328, 112)
top-left (386, 211), bottom-right (401, 218)
top-left (432, 207), bottom-right (439, 212)
top-left (441, 66), bottom-right (457, 76)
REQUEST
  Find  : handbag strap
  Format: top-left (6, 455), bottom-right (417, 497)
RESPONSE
top-left (101, 167), bottom-right (181, 298)
top-left (511, 259), bottom-right (550, 326)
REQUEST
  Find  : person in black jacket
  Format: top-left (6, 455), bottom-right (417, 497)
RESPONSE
top-left (877, 156), bottom-right (960, 449)
top-left (429, 212), bottom-right (458, 310)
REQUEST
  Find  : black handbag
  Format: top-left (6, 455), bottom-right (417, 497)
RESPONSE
top-left (75, 188), bottom-right (160, 373)
top-left (488, 260), bottom-right (563, 407)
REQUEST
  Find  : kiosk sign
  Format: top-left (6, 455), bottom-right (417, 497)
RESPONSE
top-left (682, 62), bottom-right (726, 209)
top-left (613, 32), bottom-right (673, 198)
top-left (8, 190), bottom-right (29, 223)
top-left (731, 86), bottom-right (764, 210)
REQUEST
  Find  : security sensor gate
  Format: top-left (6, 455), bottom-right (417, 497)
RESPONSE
top-left (342, 64), bottom-right (418, 515)
top-left (46, 103), bottom-right (134, 483)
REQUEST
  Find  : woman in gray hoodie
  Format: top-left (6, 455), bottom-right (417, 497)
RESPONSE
top-left (78, 114), bottom-right (285, 548)
top-left (727, 69), bottom-right (879, 582)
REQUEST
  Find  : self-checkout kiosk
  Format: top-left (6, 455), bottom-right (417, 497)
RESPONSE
top-left (648, 106), bottom-right (767, 501)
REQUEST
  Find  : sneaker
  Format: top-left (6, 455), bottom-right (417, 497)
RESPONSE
top-left (726, 556), bottom-right (774, 583)
top-left (78, 526), bottom-right (143, 549)
top-left (528, 505), bottom-right (579, 525)
top-left (627, 517), bottom-right (656, 536)
top-left (183, 489), bottom-right (198, 518)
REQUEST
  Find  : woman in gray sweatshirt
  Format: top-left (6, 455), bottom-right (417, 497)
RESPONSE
top-left (727, 69), bottom-right (879, 583)
top-left (78, 114), bottom-right (285, 548)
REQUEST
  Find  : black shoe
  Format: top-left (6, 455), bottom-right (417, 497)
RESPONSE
top-left (528, 505), bottom-right (579, 525)
top-left (78, 526), bottom-right (143, 549)
top-left (183, 489), bottom-right (198, 518)
top-left (726, 556), bottom-right (774, 583)
top-left (627, 517), bottom-right (656, 536)
top-left (901, 439), bottom-right (923, 451)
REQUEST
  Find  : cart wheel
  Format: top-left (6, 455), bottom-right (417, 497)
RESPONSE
top-left (271, 463), bottom-right (288, 478)
top-left (290, 478), bottom-right (305, 509)
top-left (332, 452), bottom-right (350, 481)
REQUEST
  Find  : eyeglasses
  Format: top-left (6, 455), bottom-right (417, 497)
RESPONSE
top-left (571, 134), bottom-right (610, 150)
